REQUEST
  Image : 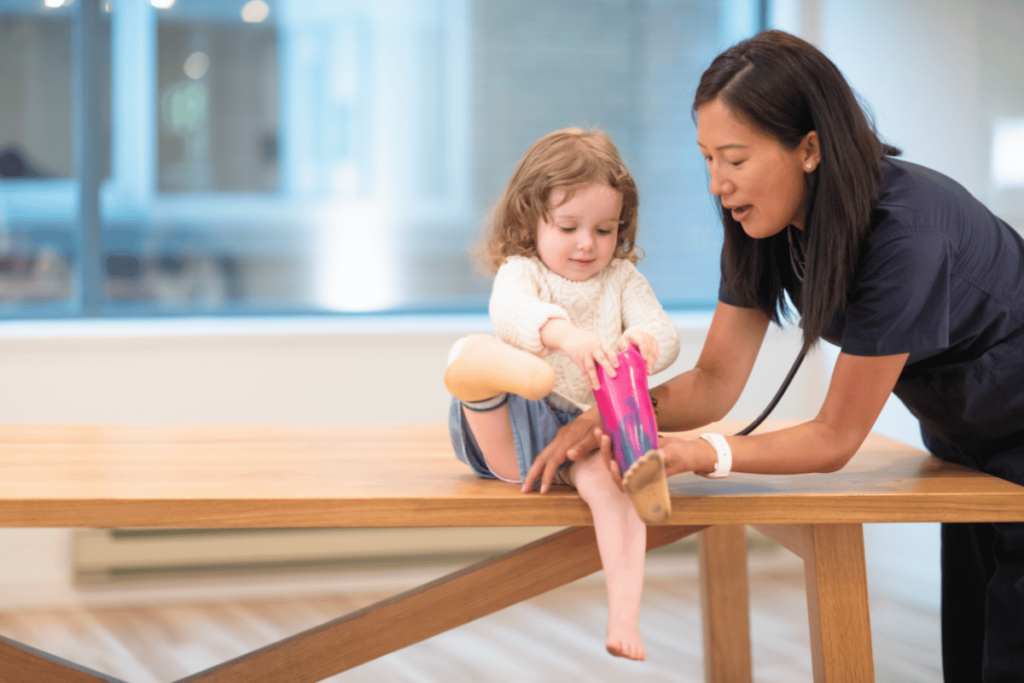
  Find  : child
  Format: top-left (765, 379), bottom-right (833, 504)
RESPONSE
top-left (444, 128), bottom-right (680, 661)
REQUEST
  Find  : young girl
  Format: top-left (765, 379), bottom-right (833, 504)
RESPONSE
top-left (444, 128), bottom-right (680, 661)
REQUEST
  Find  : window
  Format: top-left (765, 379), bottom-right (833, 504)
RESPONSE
top-left (0, 1), bottom-right (110, 316)
top-left (0, 0), bottom-right (765, 319)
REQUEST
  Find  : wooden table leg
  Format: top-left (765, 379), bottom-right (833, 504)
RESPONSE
top-left (756, 523), bottom-right (874, 683)
top-left (0, 634), bottom-right (129, 683)
top-left (698, 525), bottom-right (752, 683)
top-left (175, 524), bottom-right (705, 683)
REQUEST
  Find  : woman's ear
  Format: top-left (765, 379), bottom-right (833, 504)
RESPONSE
top-left (802, 131), bottom-right (821, 172)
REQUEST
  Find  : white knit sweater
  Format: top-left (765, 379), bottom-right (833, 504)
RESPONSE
top-left (489, 255), bottom-right (681, 412)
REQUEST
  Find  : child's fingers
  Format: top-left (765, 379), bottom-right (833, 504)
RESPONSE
top-left (630, 334), bottom-right (657, 373)
top-left (645, 345), bottom-right (659, 373)
top-left (607, 342), bottom-right (620, 368)
top-left (596, 344), bottom-right (618, 373)
top-left (582, 356), bottom-right (602, 390)
top-left (586, 349), bottom-right (615, 390)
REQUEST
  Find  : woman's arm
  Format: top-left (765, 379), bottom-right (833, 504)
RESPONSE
top-left (657, 349), bottom-right (909, 477)
top-left (653, 301), bottom-right (770, 431)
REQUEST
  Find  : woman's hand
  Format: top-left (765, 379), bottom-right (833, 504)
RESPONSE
top-left (522, 407), bottom-right (602, 493)
top-left (596, 429), bottom-right (623, 489)
top-left (598, 431), bottom-right (717, 490)
top-left (618, 329), bottom-right (659, 373)
top-left (655, 434), bottom-right (716, 477)
top-left (598, 430), bottom-right (716, 489)
top-left (541, 319), bottom-right (618, 390)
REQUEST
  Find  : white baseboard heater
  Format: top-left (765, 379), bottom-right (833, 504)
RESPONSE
top-left (71, 527), bottom-right (568, 585)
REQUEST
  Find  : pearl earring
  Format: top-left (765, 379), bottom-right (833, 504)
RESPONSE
top-left (806, 162), bottom-right (813, 170)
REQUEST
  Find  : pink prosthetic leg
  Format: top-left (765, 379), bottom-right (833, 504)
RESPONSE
top-left (594, 344), bottom-right (658, 475)
top-left (594, 344), bottom-right (671, 524)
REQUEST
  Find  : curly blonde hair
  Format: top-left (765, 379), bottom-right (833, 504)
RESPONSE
top-left (478, 128), bottom-right (640, 273)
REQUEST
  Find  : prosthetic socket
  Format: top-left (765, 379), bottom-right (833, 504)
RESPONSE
top-left (593, 344), bottom-right (658, 475)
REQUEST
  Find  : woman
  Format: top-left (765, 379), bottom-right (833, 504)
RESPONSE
top-left (523, 29), bottom-right (1024, 682)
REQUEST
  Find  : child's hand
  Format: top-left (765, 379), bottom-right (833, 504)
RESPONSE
top-left (561, 328), bottom-right (619, 391)
top-left (618, 330), bottom-right (659, 373)
top-left (540, 318), bottom-right (618, 390)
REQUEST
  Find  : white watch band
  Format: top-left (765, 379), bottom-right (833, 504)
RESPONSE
top-left (699, 433), bottom-right (732, 479)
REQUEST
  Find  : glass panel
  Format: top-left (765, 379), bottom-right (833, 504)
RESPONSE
top-left (104, 0), bottom-right (285, 314)
top-left (0, 1), bottom-right (111, 317)
top-left (156, 16), bottom-right (279, 193)
top-left (981, 0), bottom-right (1024, 228)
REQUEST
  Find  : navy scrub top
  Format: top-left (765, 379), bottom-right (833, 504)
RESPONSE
top-left (720, 158), bottom-right (1024, 477)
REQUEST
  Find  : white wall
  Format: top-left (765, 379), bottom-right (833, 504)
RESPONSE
top-left (0, 314), bottom-right (823, 609)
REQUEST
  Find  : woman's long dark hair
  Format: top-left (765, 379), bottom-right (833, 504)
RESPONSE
top-left (693, 30), bottom-right (899, 350)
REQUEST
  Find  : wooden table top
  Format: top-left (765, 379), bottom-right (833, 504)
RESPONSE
top-left (2, 421), bottom-right (1023, 528)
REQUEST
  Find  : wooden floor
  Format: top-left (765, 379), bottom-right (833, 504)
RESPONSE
top-left (0, 551), bottom-right (942, 683)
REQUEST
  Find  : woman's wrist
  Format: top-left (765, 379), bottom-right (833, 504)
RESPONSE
top-left (697, 433), bottom-right (732, 478)
top-left (660, 436), bottom-right (718, 477)
top-left (689, 437), bottom-right (720, 475)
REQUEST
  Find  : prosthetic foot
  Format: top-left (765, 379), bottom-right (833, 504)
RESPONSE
top-left (594, 344), bottom-right (671, 524)
top-left (444, 335), bottom-right (556, 402)
top-left (622, 452), bottom-right (671, 525)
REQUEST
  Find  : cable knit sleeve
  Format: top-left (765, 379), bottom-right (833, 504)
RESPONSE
top-left (617, 261), bottom-right (680, 374)
top-left (489, 257), bottom-right (570, 355)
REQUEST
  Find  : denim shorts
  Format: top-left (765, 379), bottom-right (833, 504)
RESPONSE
top-left (448, 394), bottom-right (581, 490)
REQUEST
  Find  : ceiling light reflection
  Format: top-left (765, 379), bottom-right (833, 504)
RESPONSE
top-left (992, 118), bottom-right (1024, 188)
top-left (241, 0), bottom-right (270, 23)
top-left (183, 52), bottom-right (210, 80)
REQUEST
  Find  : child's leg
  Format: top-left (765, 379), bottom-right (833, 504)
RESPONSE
top-left (570, 454), bottom-right (648, 661)
top-left (444, 335), bottom-right (555, 403)
top-left (447, 335), bottom-right (556, 482)
top-left (461, 402), bottom-right (520, 482)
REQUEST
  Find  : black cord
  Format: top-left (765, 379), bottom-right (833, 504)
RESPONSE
top-left (732, 226), bottom-right (809, 436)
top-left (734, 346), bottom-right (808, 436)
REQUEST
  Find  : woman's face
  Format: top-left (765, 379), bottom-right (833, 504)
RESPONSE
top-left (696, 98), bottom-right (818, 238)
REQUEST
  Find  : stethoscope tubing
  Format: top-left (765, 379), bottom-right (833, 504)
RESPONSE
top-left (734, 346), bottom-right (808, 436)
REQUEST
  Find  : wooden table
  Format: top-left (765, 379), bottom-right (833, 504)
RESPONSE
top-left (3, 421), bottom-right (1024, 683)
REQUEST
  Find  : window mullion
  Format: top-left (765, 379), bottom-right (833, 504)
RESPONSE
top-left (73, 0), bottom-right (105, 316)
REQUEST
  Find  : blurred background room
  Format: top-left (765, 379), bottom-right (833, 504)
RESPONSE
top-left (0, 0), bottom-right (1022, 680)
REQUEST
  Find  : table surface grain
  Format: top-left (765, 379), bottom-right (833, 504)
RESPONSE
top-left (2, 421), bottom-right (1023, 528)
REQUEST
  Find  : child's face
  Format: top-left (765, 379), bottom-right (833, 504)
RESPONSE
top-left (536, 182), bottom-right (621, 282)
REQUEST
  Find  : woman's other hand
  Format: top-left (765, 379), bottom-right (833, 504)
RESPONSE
top-left (522, 407), bottom-right (602, 493)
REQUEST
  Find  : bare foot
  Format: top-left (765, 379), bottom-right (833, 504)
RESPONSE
top-left (606, 621), bottom-right (647, 661)
top-left (444, 335), bottom-right (555, 402)
top-left (622, 451), bottom-right (671, 525)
